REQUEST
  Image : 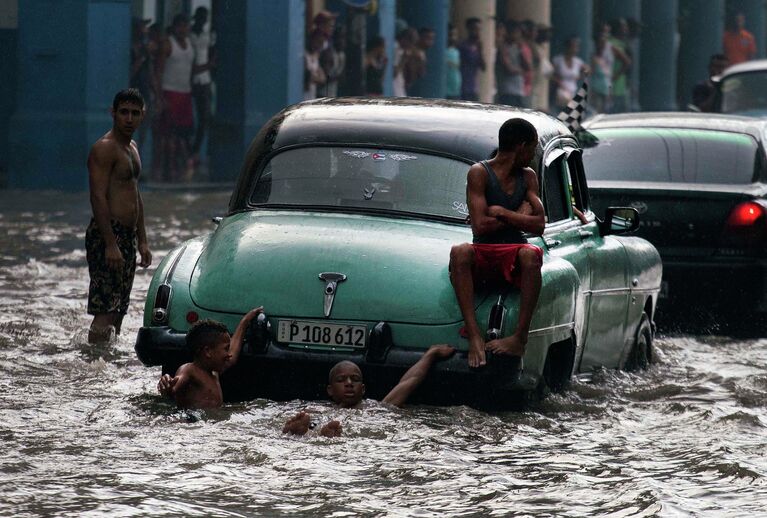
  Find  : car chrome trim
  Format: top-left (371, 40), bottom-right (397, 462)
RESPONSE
top-left (162, 245), bottom-right (187, 284)
top-left (587, 288), bottom-right (632, 295)
top-left (528, 321), bottom-right (575, 337)
top-left (319, 272), bottom-right (347, 318)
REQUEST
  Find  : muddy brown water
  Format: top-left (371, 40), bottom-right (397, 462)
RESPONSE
top-left (1, 191), bottom-right (766, 517)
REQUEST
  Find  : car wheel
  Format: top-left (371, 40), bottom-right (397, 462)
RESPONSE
top-left (624, 313), bottom-right (652, 372)
top-left (541, 335), bottom-right (576, 394)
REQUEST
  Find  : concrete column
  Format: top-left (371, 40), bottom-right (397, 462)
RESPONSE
top-left (451, 0), bottom-right (495, 103)
top-left (505, 0), bottom-right (551, 111)
top-left (551, 0), bottom-right (593, 63)
top-left (209, 0), bottom-right (304, 182)
top-left (640, 0), bottom-right (678, 110)
top-left (0, 0), bottom-right (18, 186)
top-left (727, 0), bottom-right (766, 58)
top-left (678, 0), bottom-right (724, 108)
top-left (377, 0), bottom-right (396, 96)
top-left (9, 0), bottom-right (131, 190)
top-left (401, 0), bottom-right (449, 98)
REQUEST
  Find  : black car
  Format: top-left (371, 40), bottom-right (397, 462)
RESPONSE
top-left (583, 113), bottom-right (767, 328)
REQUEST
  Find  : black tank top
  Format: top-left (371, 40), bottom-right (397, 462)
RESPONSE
top-left (473, 160), bottom-right (527, 244)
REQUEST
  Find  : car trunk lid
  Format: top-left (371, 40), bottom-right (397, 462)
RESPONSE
top-left (589, 181), bottom-right (767, 257)
top-left (189, 211), bottom-right (476, 324)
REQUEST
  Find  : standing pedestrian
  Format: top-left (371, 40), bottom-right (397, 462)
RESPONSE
top-left (723, 12), bottom-right (756, 66)
top-left (157, 14), bottom-right (195, 181)
top-left (552, 37), bottom-right (589, 111)
top-left (365, 36), bottom-right (387, 96)
top-left (86, 89), bottom-right (152, 344)
top-left (189, 6), bottom-right (216, 176)
top-left (459, 17), bottom-right (486, 101)
top-left (607, 18), bottom-right (632, 113)
top-left (590, 27), bottom-right (614, 114)
top-left (496, 21), bottom-right (528, 107)
top-left (445, 24), bottom-right (462, 100)
top-left (304, 29), bottom-right (327, 100)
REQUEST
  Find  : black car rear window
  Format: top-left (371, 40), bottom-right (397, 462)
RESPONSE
top-left (583, 128), bottom-right (759, 184)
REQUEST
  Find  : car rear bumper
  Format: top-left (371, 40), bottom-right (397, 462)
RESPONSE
top-left (661, 258), bottom-right (767, 311)
top-left (135, 326), bottom-right (540, 407)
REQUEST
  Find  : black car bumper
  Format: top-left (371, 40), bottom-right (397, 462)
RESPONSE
top-left (662, 259), bottom-right (766, 307)
top-left (135, 326), bottom-right (539, 407)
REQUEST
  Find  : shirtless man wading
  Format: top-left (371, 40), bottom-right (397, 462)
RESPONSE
top-left (86, 88), bottom-right (152, 344)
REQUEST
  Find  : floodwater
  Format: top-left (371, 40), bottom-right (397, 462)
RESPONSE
top-left (1, 191), bottom-right (766, 517)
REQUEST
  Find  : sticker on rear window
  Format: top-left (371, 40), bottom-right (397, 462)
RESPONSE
top-left (390, 153), bottom-right (417, 161)
top-left (343, 150), bottom-right (370, 158)
top-left (452, 201), bottom-right (469, 216)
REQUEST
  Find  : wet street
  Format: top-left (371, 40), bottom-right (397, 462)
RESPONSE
top-left (1, 190), bottom-right (766, 517)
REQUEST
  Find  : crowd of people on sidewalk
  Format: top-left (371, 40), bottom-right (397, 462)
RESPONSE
top-left (129, 6), bottom-right (763, 182)
top-left (129, 8), bottom-right (216, 184)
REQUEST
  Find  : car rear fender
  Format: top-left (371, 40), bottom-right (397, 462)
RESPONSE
top-left (494, 256), bottom-right (579, 378)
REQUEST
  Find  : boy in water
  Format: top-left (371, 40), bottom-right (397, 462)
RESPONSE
top-left (157, 308), bottom-right (263, 409)
top-left (449, 118), bottom-right (545, 368)
top-left (283, 344), bottom-right (455, 437)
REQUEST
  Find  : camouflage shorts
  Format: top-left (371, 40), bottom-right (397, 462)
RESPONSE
top-left (86, 219), bottom-right (137, 315)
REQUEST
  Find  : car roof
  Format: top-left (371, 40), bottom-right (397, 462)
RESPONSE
top-left (260, 97), bottom-right (573, 163)
top-left (584, 112), bottom-right (767, 141)
top-left (720, 59), bottom-right (767, 78)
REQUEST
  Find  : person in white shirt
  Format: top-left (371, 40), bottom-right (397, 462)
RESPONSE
top-left (552, 37), bottom-right (589, 111)
top-left (189, 7), bottom-right (216, 171)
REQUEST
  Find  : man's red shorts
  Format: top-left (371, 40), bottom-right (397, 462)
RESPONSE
top-left (161, 90), bottom-right (194, 130)
top-left (471, 243), bottom-right (543, 288)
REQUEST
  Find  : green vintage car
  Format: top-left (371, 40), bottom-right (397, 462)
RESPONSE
top-left (135, 98), bottom-right (662, 407)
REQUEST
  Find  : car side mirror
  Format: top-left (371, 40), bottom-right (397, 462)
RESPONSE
top-left (600, 207), bottom-right (640, 236)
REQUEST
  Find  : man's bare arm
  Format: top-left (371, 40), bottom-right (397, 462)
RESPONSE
top-left (222, 307), bottom-right (264, 372)
top-left (88, 142), bottom-right (124, 270)
top-left (136, 185), bottom-right (152, 268)
top-left (467, 165), bottom-right (507, 236)
top-left (488, 169), bottom-right (545, 236)
top-left (383, 345), bottom-right (455, 407)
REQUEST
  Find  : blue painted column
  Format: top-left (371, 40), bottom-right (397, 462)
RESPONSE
top-left (401, 0), bottom-right (449, 98)
top-left (377, 0), bottom-right (396, 96)
top-left (728, 0), bottom-right (766, 58)
top-left (9, 0), bottom-right (131, 190)
top-left (209, 0), bottom-right (304, 182)
top-left (639, 0), bottom-right (678, 110)
top-left (551, 0), bottom-right (593, 62)
top-left (678, 0), bottom-right (724, 107)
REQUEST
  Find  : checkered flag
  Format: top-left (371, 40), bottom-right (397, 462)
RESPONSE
top-left (557, 81), bottom-right (588, 132)
top-left (557, 81), bottom-right (598, 147)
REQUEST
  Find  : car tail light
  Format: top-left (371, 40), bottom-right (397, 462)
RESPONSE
top-left (186, 311), bottom-right (199, 324)
top-left (727, 201), bottom-right (765, 228)
top-left (151, 284), bottom-right (172, 324)
top-left (721, 201), bottom-right (767, 250)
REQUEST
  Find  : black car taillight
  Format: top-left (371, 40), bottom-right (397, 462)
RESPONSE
top-left (245, 312), bottom-right (271, 354)
top-left (721, 201), bottom-right (767, 250)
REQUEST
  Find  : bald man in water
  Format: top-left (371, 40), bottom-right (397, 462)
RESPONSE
top-left (283, 344), bottom-right (455, 437)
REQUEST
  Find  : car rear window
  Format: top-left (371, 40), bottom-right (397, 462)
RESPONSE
top-left (583, 128), bottom-right (759, 184)
top-left (249, 147), bottom-right (471, 220)
top-left (721, 73), bottom-right (767, 115)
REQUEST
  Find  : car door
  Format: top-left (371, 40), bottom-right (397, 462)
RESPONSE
top-left (567, 148), bottom-right (632, 370)
top-left (540, 143), bottom-right (592, 364)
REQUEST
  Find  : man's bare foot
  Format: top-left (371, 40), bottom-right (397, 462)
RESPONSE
top-left (283, 411), bottom-right (311, 435)
top-left (486, 334), bottom-right (527, 357)
top-left (320, 420), bottom-right (342, 437)
top-left (468, 335), bottom-right (486, 368)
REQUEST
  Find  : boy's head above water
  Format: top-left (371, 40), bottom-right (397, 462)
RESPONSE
top-left (186, 319), bottom-right (232, 371)
top-left (327, 360), bottom-right (366, 408)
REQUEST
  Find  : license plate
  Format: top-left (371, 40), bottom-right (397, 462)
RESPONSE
top-left (277, 320), bottom-right (367, 348)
